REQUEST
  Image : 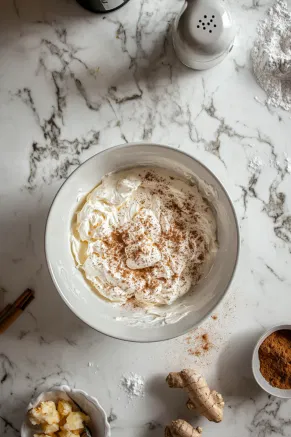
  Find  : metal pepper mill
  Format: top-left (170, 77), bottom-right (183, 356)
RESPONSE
top-left (77, 0), bottom-right (131, 13)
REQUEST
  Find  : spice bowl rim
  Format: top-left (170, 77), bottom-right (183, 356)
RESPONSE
top-left (252, 324), bottom-right (291, 399)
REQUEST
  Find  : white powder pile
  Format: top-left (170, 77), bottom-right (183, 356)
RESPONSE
top-left (121, 373), bottom-right (145, 398)
top-left (248, 154), bottom-right (291, 173)
top-left (248, 156), bottom-right (263, 171)
top-left (251, 0), bottom-right (291, 111)
top-left (285, 153), bottom-right (291, 173)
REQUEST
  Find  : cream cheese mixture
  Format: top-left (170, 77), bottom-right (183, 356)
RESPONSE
top-left (71, 168), bottom-right (217, 306)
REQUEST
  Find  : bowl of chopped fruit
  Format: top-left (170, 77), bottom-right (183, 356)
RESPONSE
top-left (21, 385), bottom-right (110, 437)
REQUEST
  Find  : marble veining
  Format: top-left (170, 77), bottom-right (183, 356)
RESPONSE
top-left (1, 0), bottom-right (291, 436)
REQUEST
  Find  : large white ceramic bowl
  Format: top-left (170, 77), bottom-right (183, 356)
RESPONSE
top-left (45, 143), bottom-right (239, 342)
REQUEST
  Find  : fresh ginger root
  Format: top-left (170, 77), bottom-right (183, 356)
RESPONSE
top-left (165, 419), bottom-right (202, 437)
top-left (166, 369), bottom-right (224, 423)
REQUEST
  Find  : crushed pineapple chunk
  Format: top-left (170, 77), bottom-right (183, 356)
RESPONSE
top-left (58, 431), bottom-right (80, 437)
top-left (42, 422), bottom-right (59, 434)
top-left (34, 434), bottom-right (57, 437)
top-left (57, 399), bottom-right (73, 417)
top-left (63, 411), bottom-right (89, 431)
top-left (29, 401), bottom-right (60, 425)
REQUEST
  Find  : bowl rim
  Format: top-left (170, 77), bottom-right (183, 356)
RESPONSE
top-left (252, 324), bottom-right (291, 398)
top-left (45, 142), bottom-right (240, 343)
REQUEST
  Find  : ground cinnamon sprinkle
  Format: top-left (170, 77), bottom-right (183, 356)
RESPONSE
top-left (201, 333), bottom-right (211, 351)
top-left (187, 332), bottom-right (212, 356)
top-left (188, 348), bottom-right (201, 357)
top-left (258, 329), bottom-right (291, 389)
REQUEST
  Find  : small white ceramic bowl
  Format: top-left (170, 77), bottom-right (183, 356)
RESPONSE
top-left (252, 324), bottom-right (291, 398)
top-left (45, 143), bottom-right (239, 342)
top-left (21, 385), bottom-right (110, 437)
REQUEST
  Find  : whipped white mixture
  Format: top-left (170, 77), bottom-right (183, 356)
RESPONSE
top-left (71, 168), bottom-right (217, 306)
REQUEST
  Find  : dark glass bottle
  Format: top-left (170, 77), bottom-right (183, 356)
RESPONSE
top-left (77, 0), bottom-right (131, 13)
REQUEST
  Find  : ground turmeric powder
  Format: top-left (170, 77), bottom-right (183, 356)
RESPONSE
top-left (258, 329), bottom-right (291, 389)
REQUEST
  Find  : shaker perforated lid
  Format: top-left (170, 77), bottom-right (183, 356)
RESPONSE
top-left (173, 0), bottom-right (235, 70)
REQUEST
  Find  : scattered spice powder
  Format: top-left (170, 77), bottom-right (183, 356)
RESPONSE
top-left (258, 329), bottom-right (291, 389)
top-left (201, 334), bottom-right (211, 351)
top-left (186, 332), bottom-right (212, 356)
top-left (188, 348), bottom-right (201, 357)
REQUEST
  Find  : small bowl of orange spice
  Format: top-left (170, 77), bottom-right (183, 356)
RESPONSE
top-left (252, 324), bottom-right (291, 398)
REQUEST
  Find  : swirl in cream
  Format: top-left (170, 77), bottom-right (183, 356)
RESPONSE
top-left (71, 168), bottom-right (217, 306)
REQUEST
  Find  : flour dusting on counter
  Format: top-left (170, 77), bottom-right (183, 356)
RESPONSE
top-left (252, 0), bottom-right (291, 111)
top-left (121, 373), bottom-right (145, 398)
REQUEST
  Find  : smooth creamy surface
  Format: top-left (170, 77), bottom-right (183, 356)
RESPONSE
top-left (71, 168), bottom-right (217, 306)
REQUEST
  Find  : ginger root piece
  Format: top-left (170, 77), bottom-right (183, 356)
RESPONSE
top-left (165, 419), bottom-right (202, 437)
top-left (166, 369), bottom-right (224, 423)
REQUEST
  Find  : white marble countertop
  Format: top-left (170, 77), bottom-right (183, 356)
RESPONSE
top-left (1, 0), bottom-right (291, 435)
